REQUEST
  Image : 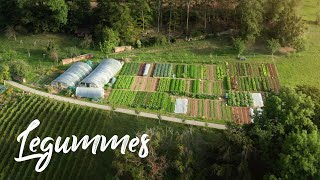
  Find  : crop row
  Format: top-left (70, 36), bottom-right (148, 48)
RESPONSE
top-left (259, 64), bottom-right (270, 77)
top-left (119, 63), bottom-right (140, 76)
top-left (113, 76), bottom-right (135, 89)
top-left (108, 90), bottom-right (171, 110)
top-left (191, 80), bottom-right (201, 94)
top-left (238, 77), bottom-right (271, 92)
top-left (216, 63), bottom-right (227, 80)
top-left (227, 91), bottom-right (253, 107)
top-left (175, 64), bottom-right (204, 79)
top-left (157, 78), bottom-right (171, 92)
top-left (153, 63), bottom-right (172, 77)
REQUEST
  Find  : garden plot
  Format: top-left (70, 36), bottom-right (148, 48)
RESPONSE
top-left (231, 107), bottom-right (251, 124)
top-left (131, 77), bottom-right (159, 92)
top-left (119, 62), bottom-right (141, 76)
top-left (187, 98), bottom-right (232, 120)
top-left (205, 65), bottom-right (216, 81)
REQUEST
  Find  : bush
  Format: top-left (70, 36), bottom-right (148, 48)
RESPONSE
top-left (136, 39), bottom-right (142, 48)
top-left (10, 60), bottom-right (30, 78)
top-left (2, 50), bottom-right (17, 61)
top-left (155, 35), bottom-right (168, 45)
top-left (80, 35), bottom-right (93, 49)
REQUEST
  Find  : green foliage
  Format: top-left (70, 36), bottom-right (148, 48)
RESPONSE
top-left (267, 38), bottom-right (281, 56)
top-left (113, 76), bottom-right (134, 89)
top-left (66, 46), bottom-right (80, 58)
top-left (233, 38), bottom-right (246, 57)
top-left (1, 50), bottom-right (17, 61)
top-left (227, 91), bottom-right (253, 107)
top-left (153, 63), bottom-right (172, 77)
top-left (119, 63), bottom-right (140, 76)
top-left (97, 27), bottom-right (120, 54)
top-left (0, 64), bottom-right (10, 82)
top-left (10, 60), bottom-right (30, 78)
top-left (80, 35), bottom-right (93, 49)
top-left (17, 0), bottom-right (68, 32)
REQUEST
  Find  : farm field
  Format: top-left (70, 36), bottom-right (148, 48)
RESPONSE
top-left (108, 61), bottom-right (280, 124)
top-left (0, 94), bottom-right (199, 179)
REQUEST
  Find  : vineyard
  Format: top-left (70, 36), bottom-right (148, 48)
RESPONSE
top-left (0, 94), bottom-right (188, 179)
top-left (106, 62), bottom-right (280, 124)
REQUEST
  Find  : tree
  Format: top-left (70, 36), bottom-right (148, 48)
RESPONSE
top-left (236, 0), bottom-right (264, 43)
top-left (267, 38), bottom-right (281, 59)
top-left (97, 27), bottom-right (120, 54)
top-left (233, 38), bottom-right (246, 58)
top-left (10, 60), bottom-right (30, 78)
top-left (17, 0), bottom-right (68, 32)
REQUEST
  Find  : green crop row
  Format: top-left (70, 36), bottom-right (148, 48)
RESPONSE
top-left (157, 78), bottom-right (171, 92)
top-left (119, 63), bottom-right (140, 76)
top-left (108, 90), bottom-right (171, 110)
top-left (175, 64), bottom-right (204, 79)
top-left (259, 64), bottom-right (270, 77)
top-left (153, 63), bottom-right (172, 77)
top-left (191, 79), bottom-right (201, 94)
top-left (238, 77), bottom-right (271, 92)
top-left (113, 76), bottom-right (134, 89)
top-left (216, 63), bottom-right (227, 80)
top-left (227, 91), bottom-right (253, 107)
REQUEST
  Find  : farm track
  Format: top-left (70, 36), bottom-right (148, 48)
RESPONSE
top-left (5, 81), bottom-right (226, 129)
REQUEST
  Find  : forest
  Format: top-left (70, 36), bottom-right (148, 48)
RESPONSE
top-left (0, 0), bottom-right (306, 51)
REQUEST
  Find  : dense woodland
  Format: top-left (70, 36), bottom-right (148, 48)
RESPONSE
top-left (0, 0), bottom-right (306, 50)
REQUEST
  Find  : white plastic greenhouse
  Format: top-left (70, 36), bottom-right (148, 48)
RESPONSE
top-left (75, 87), bottom-right (104, 98)
top-left (79, 58), bottom-right (122, 88)
top-left (174, 99), bottom-right (188, 114)
top-left (51, 62), bottom-right (93, 89)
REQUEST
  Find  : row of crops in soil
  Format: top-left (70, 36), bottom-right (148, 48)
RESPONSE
top-left (175, 64), bottom-right (205, 79)
top-left (228, 63), bottom-right (273, 77)
top-left (187, 99), bottom-right (232, 121)
top-left (157, 78), bottom-right (222, 99)
top-left (227, 91), bottom-right (253, 107)
top-left (108, 90), bottom-right (175, 111)
top-left (225, 76), bottom-right (274, 92)
top-left (119, 63), bottom-right (140, 76)
top-left (0, 95), bottom-right (108, 179)
top-left (113, 76), bottom-right (135, 89)
top-left (153, 63), bottom-right (173, 77)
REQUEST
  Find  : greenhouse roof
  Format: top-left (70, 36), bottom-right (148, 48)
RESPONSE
top-left (174, 99), bottom-right (188, 114)
top-left (52, 62), bottom-right (92, 87)
top-left (80, 58), bottom-right (122, 88)
top-left (75, 87), bottom-right (104, 98)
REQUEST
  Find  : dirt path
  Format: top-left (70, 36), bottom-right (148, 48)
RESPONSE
top-left (5, 81), bottom-right (226, 129)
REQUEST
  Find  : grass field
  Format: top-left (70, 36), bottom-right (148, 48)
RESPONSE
top-left (0, 94), bottom-right (212, 179)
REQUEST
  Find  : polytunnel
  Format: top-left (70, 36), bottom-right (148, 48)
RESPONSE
top-left (79, 58), bottom-right (122, 88)
top-left (51, 62), bottom-right (93, 89)
top-left (75, 87), bottom-right (104, 98)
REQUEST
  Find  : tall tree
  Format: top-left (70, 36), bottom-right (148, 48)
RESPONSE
top-left (17, 0), bottom-right (68, 32)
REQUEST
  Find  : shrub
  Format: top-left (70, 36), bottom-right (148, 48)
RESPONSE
top-left (136, 39), bottom-right (142, 48)
top-left (155, 35), bottom-right (168, 46)
top-left (10, 60), bottom-right (30, 78)
top-left (66, 47), bottom-right (80, 58)
top-left (50, 49), bottom-right (59, 63)
top-left (2, 50), bottom-right (17, 61)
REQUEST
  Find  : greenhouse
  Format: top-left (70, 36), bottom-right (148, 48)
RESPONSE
top-left (174, 98), bottom-right (188, 114)
top-left (75, 87), bottom-right (104, 98)
top-left (79, 58), bottom-right (122, 88)
top-left (51, 62), bottom-right (92, 89)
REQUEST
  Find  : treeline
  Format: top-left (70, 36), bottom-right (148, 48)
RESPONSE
top-left (112, 86), bottom-right (320, 179)
top-left (0, 0), bottom-right (305, 49)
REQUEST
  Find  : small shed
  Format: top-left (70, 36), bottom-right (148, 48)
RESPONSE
top-left (251, 93), bottom-right (264, 108)
top-left (75, 87), bottom-right (104, 98)
top-left (174, 99), bottom-right (188, 114)
top-left (143, 64), bottom-right (151, 76)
